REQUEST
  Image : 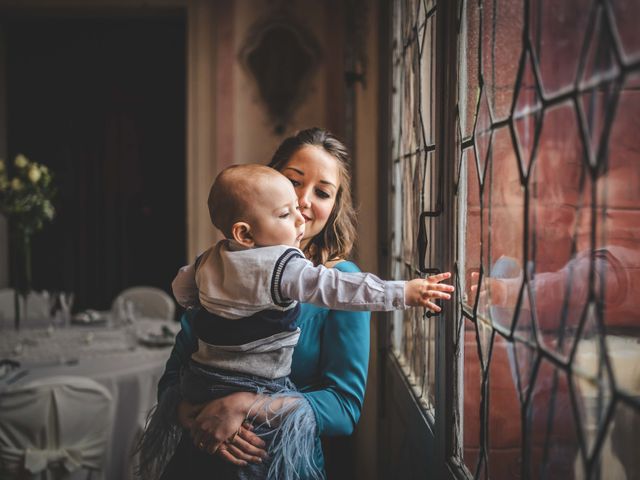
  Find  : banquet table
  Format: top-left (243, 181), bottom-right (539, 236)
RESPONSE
top-left (0, 317), bottom-right (177, 480)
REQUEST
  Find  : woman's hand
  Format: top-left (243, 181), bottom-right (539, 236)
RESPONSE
top-left (215, 423), bottom-right (268, 466)
top-left (188, 392), bottom-right (268, 464)
top-left (405, 272), bottom-right (455, 311)
top-left (176, 399), bottom-right (204, 430)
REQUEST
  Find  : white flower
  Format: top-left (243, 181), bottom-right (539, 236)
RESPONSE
top-left (11, 177), bottom-right (23, 191)
top-left (0, 178), bottom-right (7, 192)
top-left (43, 200), bottom-right (55, 220)
top-left (14, 154), bottom-right (28, 169)
top-left (28, 165), bottom-right (41, 183)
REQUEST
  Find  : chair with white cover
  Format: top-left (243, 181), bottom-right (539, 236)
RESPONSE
top-left (0, 289), bottom-right (54, 328)
top-left (0, 375), bottom-right (114, 480)
top-left (111, 286), bottom-right (175, 322)
top-left (24, 291), bottom-right (54, 328)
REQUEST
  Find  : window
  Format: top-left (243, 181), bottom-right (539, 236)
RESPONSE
top-left (386, 0), bottom-right (640, 478)
top-left (390, 0), bottom-right (439, 415)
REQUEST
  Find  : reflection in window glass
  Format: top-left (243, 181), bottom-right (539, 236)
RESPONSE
top-left (455, 0), bottom-right (640, 478)
top-left (389, 1), bottom-right (639, 476)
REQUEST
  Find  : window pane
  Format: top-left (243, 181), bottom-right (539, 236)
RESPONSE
top-left (480, 126), bottom-right (524, 333)
top-left (530, 0), bottom-right (591, 96)
top-left (421, 12), bottom-right (437, 146)
top-left (458, 0), bottom-right (480, 140)
top-left (462, 145), bottom-right (481, 313)
top-left (527, 359), bottom-right (580, 478)
top-left (389, 0), bottom-right (439, 414)
top-left (610, 0), bottom-right (640, 63)
top-left (463, 317), bottom-right (483, 475)
top-left (454, 0), bottom-right (640, 478)
top-left (481, 0), bottom-right (523, 122)
top-left (487, 335), bottom-right (522, 478)
top-left (529, 101), bottom-right (586, 360)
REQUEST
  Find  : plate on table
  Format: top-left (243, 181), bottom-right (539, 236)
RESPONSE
top-left (71, 310), bottom-right (108, 325)
top-left (137, 332), bottom-right (175, 348)
top-left (137, 325), bottom-right (176, 348)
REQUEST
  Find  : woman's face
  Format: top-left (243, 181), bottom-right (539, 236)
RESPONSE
top-left (279, 146), bottom-right (340, 249)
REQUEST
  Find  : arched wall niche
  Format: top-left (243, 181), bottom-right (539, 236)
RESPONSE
top-left (239, 13), bottom-right (321, 134)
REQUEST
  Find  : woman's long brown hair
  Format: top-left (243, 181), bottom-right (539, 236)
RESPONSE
top-left (269, 128), bottom-right (357, 266)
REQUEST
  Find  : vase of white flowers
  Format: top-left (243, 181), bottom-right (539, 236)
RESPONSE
top-left (0, 154), bottom-right (56, 330)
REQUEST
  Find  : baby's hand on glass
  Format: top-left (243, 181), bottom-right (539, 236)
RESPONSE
top-left (470, 272), bottom-right (522, 310)
top-left (405, 272), bottom-right (455, 312)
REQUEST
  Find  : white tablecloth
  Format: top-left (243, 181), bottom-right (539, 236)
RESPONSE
top-left (0, 318), bottom-right (176, 480)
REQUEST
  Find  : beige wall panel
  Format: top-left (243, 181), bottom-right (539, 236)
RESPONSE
top-left (353, 2), bottom-right (379, 478)
top-left (186, 0), bottom-right (218, 260)
top-left (232, 0), bottom-right (328, 166)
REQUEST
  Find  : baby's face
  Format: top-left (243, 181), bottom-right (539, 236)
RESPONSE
top-left (247, 174), bottom-right (306, 248)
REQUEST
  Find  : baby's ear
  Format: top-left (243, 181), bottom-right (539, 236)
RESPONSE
top-left (231, 222), bottom-right (254, 247)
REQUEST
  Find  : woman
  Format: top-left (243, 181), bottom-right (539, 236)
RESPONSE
top-left (156, 127), bottom-right (369, 478)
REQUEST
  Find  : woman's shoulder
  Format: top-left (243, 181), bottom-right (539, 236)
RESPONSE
top-left (325, 258), bottom-right (361, 273)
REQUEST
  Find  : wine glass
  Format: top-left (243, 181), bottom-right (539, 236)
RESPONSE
top-left (59, 292), bottom-right (75, 328)
top-left (121, 300), bottom-right (139, 349)
top-left (44, 290), bottom-right (61, 328)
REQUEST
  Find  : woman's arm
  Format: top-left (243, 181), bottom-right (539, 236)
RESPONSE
top-left (187, 391), bottom-right (297, 462)
top-left (301, 310), bottom-right (369, 436)
top-left (296, 261), bottom-right (370, 436)
top-left (161, 310), bottom-right (269, 464)
top-left (157, 310), bottom-right (198, 402)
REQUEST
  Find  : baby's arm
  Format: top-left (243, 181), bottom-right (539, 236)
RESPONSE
top-left (280, 257), bottom-right (453, 312)
top-left (171, 263), bottom-right (200, 309)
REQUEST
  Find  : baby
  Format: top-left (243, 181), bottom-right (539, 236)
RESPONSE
top-left (140, 164), bottom-right (454, 480)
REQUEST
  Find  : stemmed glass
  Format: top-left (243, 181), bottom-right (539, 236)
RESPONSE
top-left (117, 300), bottom-right (139, 349)
top-left (58, 292), bottom-right (75, 328)
top-left (44, 290), bottom-right (61, 329)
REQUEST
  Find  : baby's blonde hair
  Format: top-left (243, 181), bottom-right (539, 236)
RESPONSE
top-left (207, 164), bottom-right (282, 237)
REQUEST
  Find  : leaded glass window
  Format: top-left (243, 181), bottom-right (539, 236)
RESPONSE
top-left (390, 0), bottom-right (439, 414)
top-left (388, 0), bottom-right (640, 478)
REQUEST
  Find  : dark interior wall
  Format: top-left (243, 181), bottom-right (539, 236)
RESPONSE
top-left (6, 15), bottom-right (186, 312)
